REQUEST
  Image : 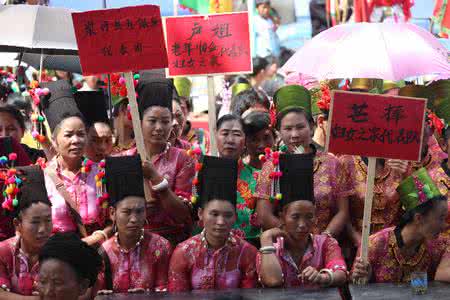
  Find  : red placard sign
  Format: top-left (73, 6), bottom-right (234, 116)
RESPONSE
top-left (72, 5), bottom-right (168, 75)
top-left (164, 12), bottom-right (252, 77)
top-left (326, 91), bottom-right (427, 161)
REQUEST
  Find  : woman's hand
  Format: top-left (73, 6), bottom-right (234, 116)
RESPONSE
top-left (142, 160), bottom-right (157, 180)
top-left (351, 257), bottom-right (371, 282)
top-left (301, 266), bottom-right (326, 284)
top-left (386, 159), bottom-right (409, 179)
top-left (260, 227), bottom-right (288, 247)
top-left (142, 160), bottom-right (166, 188)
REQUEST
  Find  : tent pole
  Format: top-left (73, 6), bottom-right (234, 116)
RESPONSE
top-left (173, 0), bottom-right (179, 16)
top-left (39, 49), bottom-right (44, 83)
top-left (17, 51), bottom-right (24, 68)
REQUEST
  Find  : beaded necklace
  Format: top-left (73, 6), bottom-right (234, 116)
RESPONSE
top-left (115, 229), bottom-right (145, 254)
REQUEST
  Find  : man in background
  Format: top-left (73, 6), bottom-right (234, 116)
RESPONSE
top-left (254, 0), bottom-right (281, 59)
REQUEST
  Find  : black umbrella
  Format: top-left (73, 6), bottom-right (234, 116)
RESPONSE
top-left (20, 53), bottom-right (81, 74)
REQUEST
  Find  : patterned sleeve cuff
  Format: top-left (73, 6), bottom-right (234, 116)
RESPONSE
top-left (328, 262), bottom-right (349, 279)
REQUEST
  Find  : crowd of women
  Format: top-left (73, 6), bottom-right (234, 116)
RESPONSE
top-left (0, 65), bottom-right (449, 299)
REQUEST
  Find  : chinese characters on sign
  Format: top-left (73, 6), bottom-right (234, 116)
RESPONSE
top-left (72, 5), bottom-right (168, 75)
top-left (326, 91), bottom-right (427, 161)
top-left (164, 12), bottom-right (252, 76)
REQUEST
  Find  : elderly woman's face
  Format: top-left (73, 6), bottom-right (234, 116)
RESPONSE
top-left (216, 119), bottom-right (245, 159)
top-left (38, 259), bottom-right (89, 300)
top-left (53, 117), bottom-right (87, 161)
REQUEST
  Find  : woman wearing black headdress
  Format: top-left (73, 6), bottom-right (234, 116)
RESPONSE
top-left (257, 154), bottom-right (348, 288)
top-left (41, 80), bottom-right (112, 246)
top-left (168, 156), bottom-right (258, 292)
top-left (0, 165), bottom-right (52, 298)
top-left (125, 78), bottom-right (195, 245)
top-left (96, 156), bottom-right (172, 294)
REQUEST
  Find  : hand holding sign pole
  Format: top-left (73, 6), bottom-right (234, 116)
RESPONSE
top-left (72, 5), bottom-right (169, 201)
top-left (326, 91), bottom-right (427, 285)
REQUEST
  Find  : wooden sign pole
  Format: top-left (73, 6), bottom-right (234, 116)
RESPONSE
top-left (124, 71), bottom-right (152, 200)
top-left (207, 75), bottom-right (218, 156)
top-left (356, 156), bottom-right (377, 285)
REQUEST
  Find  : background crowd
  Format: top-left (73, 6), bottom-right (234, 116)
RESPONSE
top-left (0, 0), bottom-right (448, 300)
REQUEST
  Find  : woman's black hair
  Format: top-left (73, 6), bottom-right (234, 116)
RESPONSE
top-left (242, 111), bottom-right (273, 137)
top-left (39, 233), bottom-right (102, 288)
top-left (7, 93), bottom-right (32, 121)
top-left (0, 104), bottom-right (26, 131)
top-left (279, 47), bottom-right (295, 67)
top-left (252, 57), bottom-right (269, 78)
top-left (112, 97), bottom-right (129, 118)
top-left (13, 193), bottom-right (52, 220)
top-left (230, 89), bottom-right (270, 117)
top-left (276, 107), bottom-right (314, 130)
top-left (397, 195), bottom-right (447, 231)
top-left (16, 199), bottom-right (52, 218)
top-left (216, 114), bottom-right (244, 131)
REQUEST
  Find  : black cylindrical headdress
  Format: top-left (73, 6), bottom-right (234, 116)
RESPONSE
top-left (105, 155), bottom-right (145, 206)
top-left (196, 156), bottom-right (238, 208)
top-left (40, 80), bottom-right (82, 132)
top-left (74, 91), bottom-right (109, 127)
top-left (136, 78), bottom-right (174, 118)
top-left (279, 153), bottom-right (315, 207)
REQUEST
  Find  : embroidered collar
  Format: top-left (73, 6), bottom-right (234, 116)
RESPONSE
top-left (13, 237), bottom-right (39, 271)
top-left (281, 234), bottom-right (314, 277)
top-left (13, 236), bottom-right (22, 254)
top-left (53, 156), bottom-right (86, 179)
top-left (389, 228), bottom-right (426, 268)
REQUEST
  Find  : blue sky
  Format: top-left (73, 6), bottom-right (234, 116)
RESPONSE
top-left (48, 0), bottom-right (190, 15)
